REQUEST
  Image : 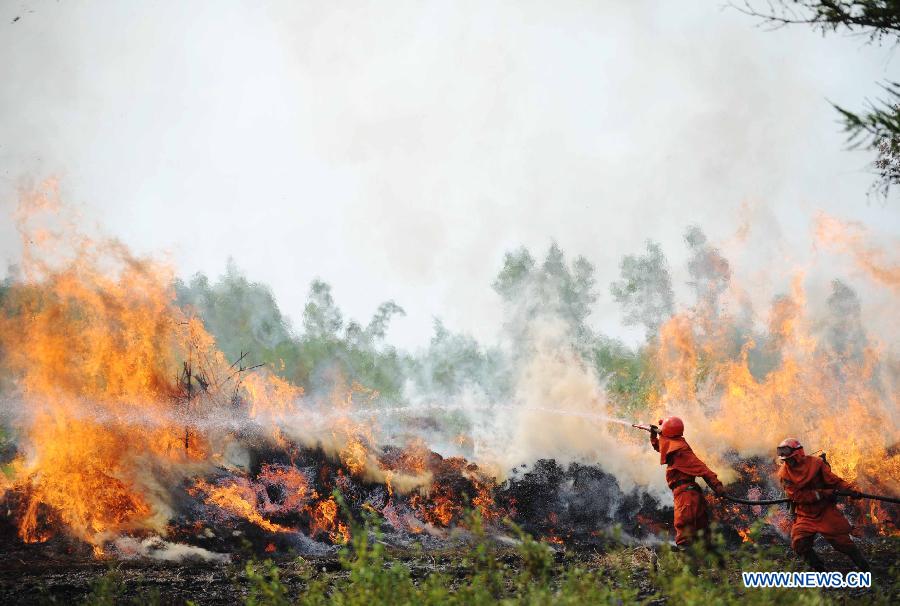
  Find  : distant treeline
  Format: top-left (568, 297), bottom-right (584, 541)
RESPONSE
top-left (0, 225), bottom-right (870, 420)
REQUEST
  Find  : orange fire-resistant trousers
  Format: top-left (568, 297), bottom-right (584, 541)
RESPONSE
top-left (790, 503), bottom-right (855, 556)
top-left (673, 486), bottom-right (710, 546)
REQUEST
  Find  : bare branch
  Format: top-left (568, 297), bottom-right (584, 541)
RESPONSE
top-left (731, 1), bottom-right (900, 43)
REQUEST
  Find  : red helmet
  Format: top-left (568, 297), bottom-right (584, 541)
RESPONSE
top-left (657, 416), bottom-right (684, 438)
top-left (777, 438), bottom-right (805, 462)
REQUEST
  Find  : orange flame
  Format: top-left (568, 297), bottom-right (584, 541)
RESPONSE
top-left (309, 497), bottom-right (349, 543)
top-left (651, 244), bottom-right (899, 534)
top-left (0, 185), bottom-right (309, 547)
top-left (192, 479), bottom-right (291, 534)
top-left (815, 213), bottom-right (899, 293)
top-left (1, 184), bottom-right (229, 545)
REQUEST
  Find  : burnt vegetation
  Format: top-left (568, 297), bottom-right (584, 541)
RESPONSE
top-left (1, 222), bottom-right (898, 604)
top-left (1, 3), bottom-right (899, 604)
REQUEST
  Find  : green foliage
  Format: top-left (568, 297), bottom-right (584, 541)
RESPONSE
top-left (242, 511), bottom-right (640, 606)
top-left (301, 279), bottom-right (344, 342)
top-left (406, 319), bottom-right (510, 401)
top-left (293, 278), bottom-right (408, 397)
top-left (831, 86), bottom-right (900, 197)
top-left (740, 1), bottom-right (900, 42)
top-left (610, 240), bottom-right (674, 339)
top-left (592, 337), bottom-right (657, 417)
top-left (175, 260), bottom-right (296, 366)
top-left (493, 243), bottom-right (598, 353)
top-left (79, 569), bottom-right (161, 606)
top-left (172, 242), bottom-right (618, 409)
top-left (506, 521), bottom-right (554, 587)
top-left (175, 264), bottom-right (406, 398)
top-left (685, 225), bottom-right (731, 315)
top-left (871, 125), bottom-right (900, 197)
top-left (739, 1), bottom-right (900, 196)
top-left (823, 279), bottom-right (867, 364)
top-left (492, 247), bottom-right (537, 303)
top-left (646, 525), bottom-right (899, 605)
top-left (57, 528), bottom-right (900, 605)
top-left (0, 424), bottom-right (13, 475)
top-left (245, 560), bottom-right (292, 606)
top-left (833, 85), bottom-right (900, 148)
top-left (80, 571), bottom-right (125, 606)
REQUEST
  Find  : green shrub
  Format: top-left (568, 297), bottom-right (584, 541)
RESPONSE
top-left (238, 517), bottom-right (897, 606)
top-left (80, 569), bottom-right (160, 606)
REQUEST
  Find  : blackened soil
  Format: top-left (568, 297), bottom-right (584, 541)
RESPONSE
top-left (0, 538), bottom-right (897, 605)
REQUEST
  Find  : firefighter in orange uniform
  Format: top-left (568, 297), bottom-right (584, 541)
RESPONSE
top-left (776, 438), bottom-right (869, 572)
top-left (650, 416), bottom-right (725, 547)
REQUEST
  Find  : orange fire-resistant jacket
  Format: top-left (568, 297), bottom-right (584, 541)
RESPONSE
top-left (651, 435), bottom-right (725, 493)
top-left (651, 435), bottom-right (724, 545)
top-left (776, 454), bottom-right (857, 540)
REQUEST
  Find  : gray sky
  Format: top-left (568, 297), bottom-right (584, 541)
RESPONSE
top-left (1, 0), bottom-right (898, 349)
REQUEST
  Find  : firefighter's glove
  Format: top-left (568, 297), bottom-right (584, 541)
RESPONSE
top-left (816, 489), bottom-right (837, 503)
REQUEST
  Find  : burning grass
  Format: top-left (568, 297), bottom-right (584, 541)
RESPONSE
top-left (0, 186), bottom-right (898, 604)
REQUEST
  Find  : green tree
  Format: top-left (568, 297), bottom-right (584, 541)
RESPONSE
top-left (610, 240), bottom-right (674, 340)
top-left (685, 225), bottom-right (732, 316)
top-left (407, 319), bottom-right (510, 401)
top-left (738, 1), bottom-right (900, 196)
top-left (591, 335), bottom-right (658, 416)
top-left (176, 265), bottom-right (406, 398)
top-left (295, 280), bottom-right (406, 397)
top-left (821, 279), bottom-right (868, 369)
top-left (492, 243), bottom-right (598, 350)
top-left (302, 279), bottom-right (344, 342)
top-left (175, 260), bottom-right (296, 368)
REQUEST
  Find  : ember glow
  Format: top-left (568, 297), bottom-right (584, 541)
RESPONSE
top-left (0, 182), bottom-right (897, 558)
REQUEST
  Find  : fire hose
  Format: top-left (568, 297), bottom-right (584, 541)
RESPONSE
top-left (721, 494), bottom-right (789, 505)
top-left (629, 424), bottom-right (900, 505)
top-left (834, 490), bottom-right (900, 504)
top-left (721, 491), bottom-right (900, 505)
